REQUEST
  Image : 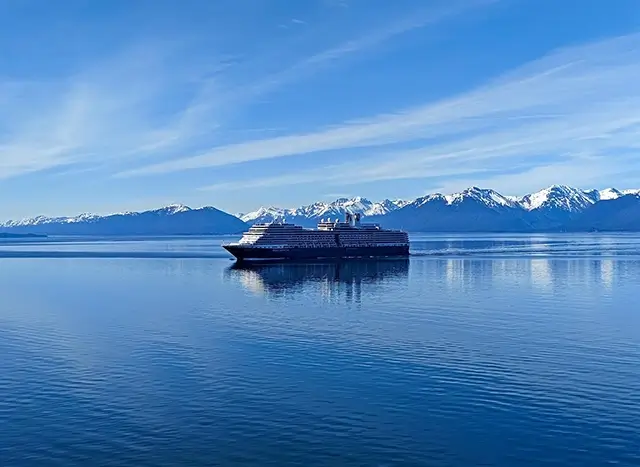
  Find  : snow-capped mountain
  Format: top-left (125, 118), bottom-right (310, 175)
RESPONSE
top-left (240, 197), bottom-right (407, 227)
top-left (584, 188), bottom-right (639, 202)
top-left (622, 188), bottom-right (640, 196)
top-left (1, 212), bottom-right (102, 228)
top-left (238, 206), bottom-right (286, 224)
top-left (381, 185), bottom-right (598, 214)
top-left (0, 204), bottom-right (247, 236)
top-left (399, 187), bottom-right (517, 212)
top-left (374, 187), bottom-right (531, 232)
top-left (518, 185), bottom-right (595, 212)
top-left (239, 185), bottom-right (636, 230)
top-left (3, 185), bottom-right (640, 236)
top-left (594, 188), bottom-right (623, 201)
top-left (514, 186), bottom-right (640, 211)
top-left (369, 185), bottom-right (640, 232)
top-left (0, 204), bottom-right (195, 229)
top-left (445, 187), bottom-right (519, 209)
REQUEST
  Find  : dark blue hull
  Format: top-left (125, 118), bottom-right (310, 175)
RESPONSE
top-left (223, 245), bottom-right (410, 262)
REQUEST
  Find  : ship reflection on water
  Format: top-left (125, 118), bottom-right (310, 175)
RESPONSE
top-left (225, 259), bottom-right (410, 303)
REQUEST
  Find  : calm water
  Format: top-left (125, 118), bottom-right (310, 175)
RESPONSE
top-left (1, 234), bottom-right (639, 466)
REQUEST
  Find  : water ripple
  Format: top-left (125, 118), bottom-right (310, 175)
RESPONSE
top-left (1, 236), bottom-right (639, 466)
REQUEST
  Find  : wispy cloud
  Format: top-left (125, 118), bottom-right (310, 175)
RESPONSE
top-left (0, 0), bottom-right (491, 182)
top-left (149, 32), bottom-right (640, 194)
top-left (221, 0), bottom-right (495, 111)
top-left (278, 18), bottom-right (308, 29)
top-left (0, 41), bottom-right (225, 179)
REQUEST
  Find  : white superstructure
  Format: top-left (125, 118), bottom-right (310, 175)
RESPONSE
top-left (234, 213), bottom-right (408, 249)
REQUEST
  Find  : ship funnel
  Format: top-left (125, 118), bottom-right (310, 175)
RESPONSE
top-left (345, 212), bottom-right (359, 227)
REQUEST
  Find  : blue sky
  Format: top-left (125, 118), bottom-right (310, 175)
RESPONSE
top-left (1, 0), bottom-right (640, 219)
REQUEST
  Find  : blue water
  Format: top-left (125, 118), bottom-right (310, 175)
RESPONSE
top-left (1, 234), bottom-right (639, 466)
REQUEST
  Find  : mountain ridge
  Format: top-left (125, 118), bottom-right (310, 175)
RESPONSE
top-left (0, 204), bottom-right (247, 236)
top-left (238, 197), bottom-right (408, 227)
top-left (2, 185), bottom-right (640, 235)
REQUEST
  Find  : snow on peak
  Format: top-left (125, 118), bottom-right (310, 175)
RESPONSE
top-left (413, 193), bottom-right (445, 206)
top-left (469, 186), bottom-right (517, 207)
top-left (240, 206), bottom-right (286, 223)
top-left (518, 185), bottom-right (595, 212)
top-left (158, 204), bottom-right (191, 214)
top-left (0, 212), bottom-right (103, 227)
top-left (337, 197), bottom-right (374, 214)
top-left (366, 199), bottom-right (408, 215)
top-left (239, 196), bottom-right (407, 225)
top-left (598, 188), bottom-right (623, 201)
top-left (409, 185), bottom-right (622, 213)
top-left (0, 204), bottom-right (195, 228)
top-left (443, 186), bottom-right (517, 208)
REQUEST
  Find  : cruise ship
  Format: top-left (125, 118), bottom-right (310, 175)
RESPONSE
top-left (223, 213), bottom-right (409, 261)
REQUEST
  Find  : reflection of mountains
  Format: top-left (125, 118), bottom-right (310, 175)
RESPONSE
top-left (226, 259), bottom-right (410, 301)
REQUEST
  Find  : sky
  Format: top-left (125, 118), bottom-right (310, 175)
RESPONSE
top-left (1, 0), bottom-right (640, 219)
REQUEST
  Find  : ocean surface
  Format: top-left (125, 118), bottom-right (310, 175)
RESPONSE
top-left (1, 234), bottom-right (639, 466)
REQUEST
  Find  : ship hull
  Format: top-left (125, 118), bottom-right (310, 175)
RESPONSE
top-left (223, 244), bottom-right (410, 262)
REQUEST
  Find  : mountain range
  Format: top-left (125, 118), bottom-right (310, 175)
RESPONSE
top-left (0, 204), bottom-right (247, 236)
top-left (242, 185), bottom-right (640, 232)
top-left (238, 197), bottom-right (409, 227)
top-left (1, 185), bottom-right (640, 236)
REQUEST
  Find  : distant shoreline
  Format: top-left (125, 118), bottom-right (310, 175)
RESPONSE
top-left (1, 186), bottom-right (640, 236)
top-left (0, 233), bottom-right (47, 239)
